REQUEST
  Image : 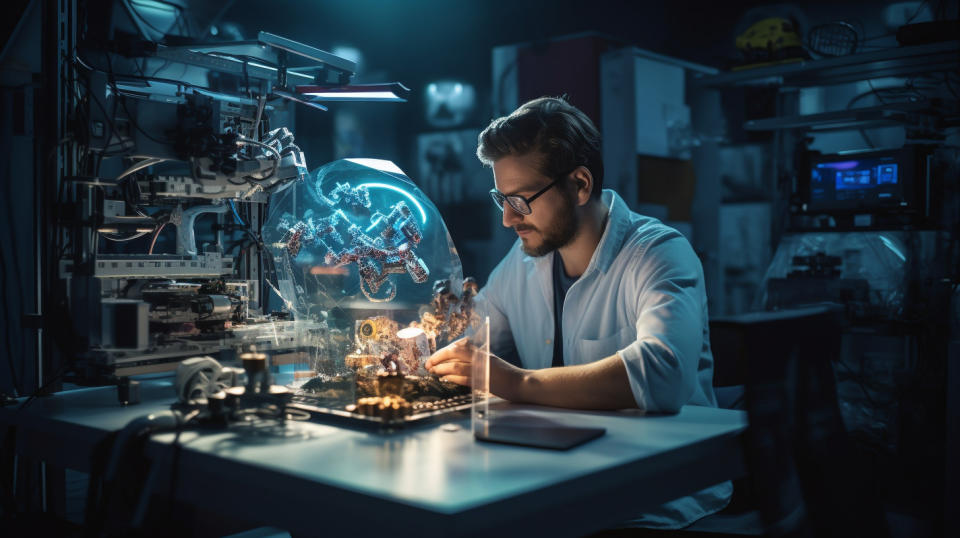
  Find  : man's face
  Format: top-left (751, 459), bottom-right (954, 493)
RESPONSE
top-left (492, 153), bottom-right (578, 257)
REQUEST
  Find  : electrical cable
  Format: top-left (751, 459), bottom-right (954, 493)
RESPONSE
top-left (68, 56), bottom-right (132, 158)
top-left (16, 360), bottom-right (71, 412)
top-left (236, 137), bottom-right (281, 182)
top-left (103, 52), bottom-right (177, 147)
top-left (228, 200), bottom-right (246, 227)
top-left (86, 409), bottom-right (188, 535)
top-left (117, 157), bottom-right (166, 181)
top-left (844, 75), bottom-right (948, 149)
top-left (149, 221), bottom-right (169, 255)
top-left (105, 61), bottom-right (122, 168)
top-left (101, 231), bottom-right (151, 242)
top-left (99, 159), bottom-right (164, 242)
top-left (237, 137), bottom-right (281, 161)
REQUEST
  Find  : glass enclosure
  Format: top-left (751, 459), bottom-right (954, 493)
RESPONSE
top-left (262, 158), bottom-right (482, 419)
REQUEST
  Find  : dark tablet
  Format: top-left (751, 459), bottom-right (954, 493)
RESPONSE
top-left (475, 424), bottom-right (606, 450)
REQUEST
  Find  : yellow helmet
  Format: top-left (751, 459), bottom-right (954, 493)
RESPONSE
top-left (736, 17), bottom-right (805, 64)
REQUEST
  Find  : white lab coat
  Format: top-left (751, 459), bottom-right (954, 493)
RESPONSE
top-left (477, 189), bottom-right (732, 528)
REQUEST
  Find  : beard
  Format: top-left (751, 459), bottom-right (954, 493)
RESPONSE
top-left (516, 192), bottom-right (579, 257)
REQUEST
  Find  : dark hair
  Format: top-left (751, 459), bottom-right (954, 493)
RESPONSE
top-left (476, 96), bottom-right (603, 198)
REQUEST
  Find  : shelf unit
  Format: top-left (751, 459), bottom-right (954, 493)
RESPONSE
top-left (743, 102), bottom-right (953, 132)
top-left (682, 39), bottom-right (959, 316)
top-left (691, 40), bottom-right (959, 89)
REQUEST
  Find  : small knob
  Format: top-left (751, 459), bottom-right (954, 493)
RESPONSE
top-left (240, 352), bottom-right (267, 373)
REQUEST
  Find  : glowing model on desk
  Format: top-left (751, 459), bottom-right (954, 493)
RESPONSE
top-left (277, 182), bottom-right (430, 302)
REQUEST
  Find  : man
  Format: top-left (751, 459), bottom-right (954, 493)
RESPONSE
top-left (425, 96), bottom-right (731, 529)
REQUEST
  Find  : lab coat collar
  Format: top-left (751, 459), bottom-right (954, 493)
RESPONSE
top-left (525, 189), bottom-right (633, 277)
top-left (591, 189), bottom-right (634, 275)
top-left (525, 189), bottom-right (633, 310)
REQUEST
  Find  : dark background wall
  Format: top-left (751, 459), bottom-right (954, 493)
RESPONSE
top-left (197, 0), bottom-right (858, 170)
top-left (190, 0), bottom-right (905, 285)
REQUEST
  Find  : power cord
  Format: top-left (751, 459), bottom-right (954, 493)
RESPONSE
top-left (85, 408), bottom-right (199, 535)
top-left (16, 361), bottom-right (72, 412)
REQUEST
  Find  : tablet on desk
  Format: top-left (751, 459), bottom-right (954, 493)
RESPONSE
top-left (475, 423), bottom-right (606, 450)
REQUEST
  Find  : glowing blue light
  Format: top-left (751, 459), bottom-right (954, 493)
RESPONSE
top-left (365, 216), bottom-right (383, 232)
top-left (246, 61), bottom-right (277, 72)
top-left (878, 235), bottom-right (907, 263)
top-left (346, 159), bottom-right (405, 175)
top-left (304, 91), bottom-right (401, 100)
top-left (358, 182), bottom-right (428, 224)
top-left (817, 161), bottom-right (860, 170)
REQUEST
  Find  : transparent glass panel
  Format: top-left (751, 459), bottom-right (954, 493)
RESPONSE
top-left (471, 316), bottom-right (491, 436)
top-left (262, 158), bottom-right (478, 419)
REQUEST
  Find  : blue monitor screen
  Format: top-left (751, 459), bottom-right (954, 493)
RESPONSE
top-left (809, 155), bottom-right (906, 211)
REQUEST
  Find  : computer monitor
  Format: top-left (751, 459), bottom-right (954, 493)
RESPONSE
top-left (805, 148), bottom-right (923, 214)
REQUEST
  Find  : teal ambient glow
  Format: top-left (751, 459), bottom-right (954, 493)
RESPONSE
top-left (878, 235), bottom-right (906, 262)
top-left (359, 182), bottom-right (428, 224)
top-left (130, 0), bottom-right (177, 14)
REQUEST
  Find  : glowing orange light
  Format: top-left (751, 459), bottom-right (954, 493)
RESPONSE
top-left (309, 266), bottom-right (349, 275)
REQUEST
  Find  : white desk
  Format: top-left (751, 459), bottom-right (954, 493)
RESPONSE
top-left (2, 380), bottom-right (747, 536)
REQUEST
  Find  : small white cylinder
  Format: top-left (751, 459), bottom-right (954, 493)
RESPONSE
top-left (397, 327), bottom-right (430, 374)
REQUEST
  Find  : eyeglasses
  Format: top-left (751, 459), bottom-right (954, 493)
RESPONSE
top-left (489, 177), bottom-right (562, 215)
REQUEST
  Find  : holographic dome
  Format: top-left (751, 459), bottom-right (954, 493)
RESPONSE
top-left (264, 158), bottom-right (464, 320)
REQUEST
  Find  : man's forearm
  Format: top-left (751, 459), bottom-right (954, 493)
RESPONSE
top-left (494, 354), bottom-right (638, 410)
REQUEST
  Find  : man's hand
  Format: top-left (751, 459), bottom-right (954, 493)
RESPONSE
top-left (424, 339), bottom-right (476, 386)
top-left (425, 339), bottom-right (526, 400)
